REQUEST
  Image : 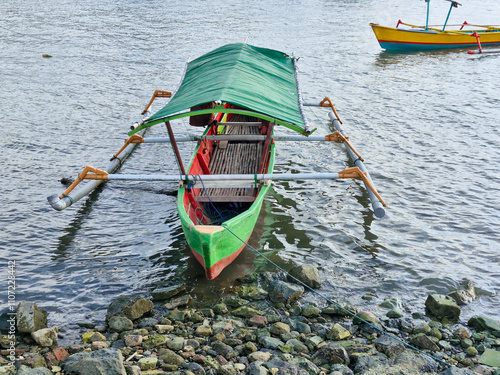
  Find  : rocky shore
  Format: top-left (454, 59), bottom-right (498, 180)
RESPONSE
top-left (1, 266), bottom-right (499, 375)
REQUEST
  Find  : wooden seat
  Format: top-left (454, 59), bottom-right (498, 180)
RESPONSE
top-left (196, 118), bottom-right (263, 203)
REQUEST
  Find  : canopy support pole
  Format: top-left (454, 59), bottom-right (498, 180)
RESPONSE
top-left (165, 121), bottom-right (186, 176)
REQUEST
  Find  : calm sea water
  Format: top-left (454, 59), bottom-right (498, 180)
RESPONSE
top-left (1, 0), bottom-right (499, 342)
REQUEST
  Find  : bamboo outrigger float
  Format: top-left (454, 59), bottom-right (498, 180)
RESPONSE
top-left (48, 43), bottom-right (386, 279)
top-left (370, 0), bottom-right (500, 51)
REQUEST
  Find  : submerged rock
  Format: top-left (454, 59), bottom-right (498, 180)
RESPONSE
top-left (448, 278), bottom-right (476, 305)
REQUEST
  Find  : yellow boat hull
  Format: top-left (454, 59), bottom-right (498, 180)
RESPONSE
top-left (370, 23), bottom-right (500, 51)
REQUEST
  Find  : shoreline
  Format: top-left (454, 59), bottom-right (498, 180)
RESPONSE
top-left (1, 267), bottom-right (499, 375)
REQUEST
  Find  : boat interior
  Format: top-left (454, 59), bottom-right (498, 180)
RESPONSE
top-left (184, 112), bottom-right (273, 225)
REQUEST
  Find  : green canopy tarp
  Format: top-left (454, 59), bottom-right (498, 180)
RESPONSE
top-left (134, 43), bottom-right (306, 134)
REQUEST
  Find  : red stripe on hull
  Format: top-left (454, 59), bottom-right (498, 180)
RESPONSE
top-left (190, 238), bottom-right (250, 280)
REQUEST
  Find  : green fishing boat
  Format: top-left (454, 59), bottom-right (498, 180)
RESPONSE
top-left (48, 43), bottom-right (386, 279)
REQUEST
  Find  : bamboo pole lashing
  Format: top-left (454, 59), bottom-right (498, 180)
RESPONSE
top-left (319, 97), bottom-right (342, 124)
top-left (325, 131), bottom-right (364, 162)
top-left (338, 167), bottom-right (387, 207)
top-left (60, 165), bottom-right (109, 199)
top-left (110, 134), bottom-right (145, 161)
top-left (141, 90), bottom-right (172, 115)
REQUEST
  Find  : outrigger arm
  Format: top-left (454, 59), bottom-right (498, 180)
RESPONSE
top-left (49, 166), bottom-right (387, 210)
top-left (304, 98), bottom-right (386, 218)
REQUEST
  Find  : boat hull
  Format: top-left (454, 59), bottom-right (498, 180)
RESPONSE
top-left (178, 124), bottom-right (275, 280)
top-left (370, 23), bottom-right (500, 51)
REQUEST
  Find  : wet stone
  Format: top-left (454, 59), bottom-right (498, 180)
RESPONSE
top-left (259, 336), bottom-right (284, 350)
top-left (16, 302), bottom-right (48, 333)
top-left (288, 264), bottom-right (322, 289)
top-left (151, 284), bottom-right (186, 301)
top-left (106, 295), bottom-right (153, 321)
top-left (270, 322), bottom-right (290, 336)
top-left (425, 294), bottom-right (461, 321)
top-left (108, 316), bottom-right (134, 333)
top-left (327, 323), bottom-right (351, 341)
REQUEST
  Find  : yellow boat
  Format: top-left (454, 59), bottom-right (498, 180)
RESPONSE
top-left (370, 1), bottom-right (500, 51)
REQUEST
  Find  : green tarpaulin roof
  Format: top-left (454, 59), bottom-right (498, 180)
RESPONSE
top-left (135, 43), bottom-right (306, 134)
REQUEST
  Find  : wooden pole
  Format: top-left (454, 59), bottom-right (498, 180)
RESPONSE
top-left (165, 121), bottom-right (186, 176)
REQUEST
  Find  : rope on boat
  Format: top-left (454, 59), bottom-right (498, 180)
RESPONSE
top-left (217, 222), bottom-right (463, 372)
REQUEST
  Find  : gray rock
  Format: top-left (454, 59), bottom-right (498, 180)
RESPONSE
top-left (301, 304), bottom-right (321, 318)
top-left (31, 327), bottom-right (58, 347)
top-left (289, 356), bottom-right (321, 375)
top-left (108, 316), bottom-right (134, 333)
top-left (246, 362), bottom-right (269, 375)
top-left (263, 359), bottom-right (309, 375)
top-left (448, 279), bottom-right (476, 305)
top-left (288, 264), bottom-right (322, 289)
top-left (16, 366), bottom-right (52, 375)
top-left (142, 334), bottom-right (168, 350)
top-left (353, 356), bottom-right (390, 374)
top-left (233, 306), bottom-right (264, 318)
top-left (439, 367), bottom-right (472, 375)
top-left (386, 308), bottom-right (404, 318)
top-left (166, 336), bottom-right (185, 351)
top-left (151, 284), bottom-right (186, 301)
top-left (327, 323), bottom-right (351, 341)
top-left (124, 365), bottom-right (141, 375)
top-left (0, 365), bottom-right (16, 375)
top-left (267, 280), bottom-right (304, 304)
top-left (62, 348), bottom-right (126, 375)
top-left (353, 311), bottom-right (379, 325)
top-left (16, 302), bottom-right (48, 333)
top-left (393, 350), bottom-right (438, 373)
top-left (373, 335), bottom-right (406, 358)
top-left (106, 295), bottom-right (153, 321)
top-left (410, 334), bottom-right (440, 352)
top-left (158, 348), bottom-right (184, 366)
top-left (311, 343), bottom-right (349, 366)
top-left (248, 351), bottom-right (273, 362)
top-left (212, 340), bottom-right (236, 358)
top-left (187, 362), bottom-right (206, 375)
top-left (235, 285), bottom-right (269, 300)
top-left (468, 315), bottom-right (500, 332)
top-left (425, 294), bottom-right (461, 321)
top-left (329, 364), bottom-right (354, 375)
top-left (163, 294), bottom-right (193, 309)
top-left (136, 317), bottom-right (158, 328)
top-left (479, 348), bottom-right (500, 367)
top-left (259, 336), bottom-right (284, 349)
top-left (270, 322), bottom-right (290, 336)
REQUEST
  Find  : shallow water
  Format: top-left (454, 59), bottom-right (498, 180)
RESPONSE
top-left (1, 0), bottom-right (499, 342)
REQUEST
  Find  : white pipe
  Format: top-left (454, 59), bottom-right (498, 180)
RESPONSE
top-left (141, 135), bottom-right (334, 143)
top-left (48, 128), bottom-right (148, 211)
top-left (329, 112), bottom-right (386, 218)
top-left (103, 172), bottom-right (343, 182)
